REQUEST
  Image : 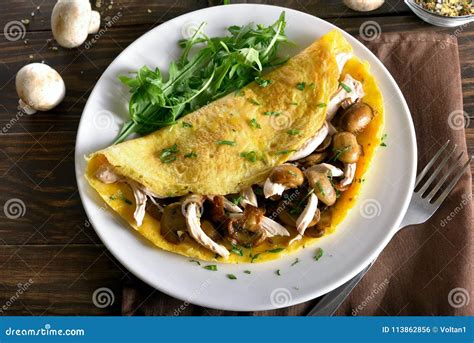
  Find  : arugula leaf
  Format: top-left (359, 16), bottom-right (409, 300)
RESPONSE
top-left (114, 13), bottom-right (288, 144)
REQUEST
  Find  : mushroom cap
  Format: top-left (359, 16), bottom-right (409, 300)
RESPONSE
top-left (15, 63), bottom-right (66, 112)
top-left (343, 0), bottom-right (385, 12)
top-left (51, 0), bottom-right (95, 48)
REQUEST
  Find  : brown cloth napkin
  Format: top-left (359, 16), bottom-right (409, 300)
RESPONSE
top-left (122, 32), bottom-right (473, 316)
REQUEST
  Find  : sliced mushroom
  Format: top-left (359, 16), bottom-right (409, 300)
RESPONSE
top-left (306, 163), bottom-right (344, 178)
top-left (339, 163), bottom-right (357, 189)
top-left (161, 203), bottom-right (188, 244)
top-left (263, 164), bottom-right (304, 199)
top-left (51, 0), bottom-right (101, 48)
top-left (16, 63), bottom-right (65, 114)
top-left (305, 170), bottom-right (337, 206)
top-left (240, 187), bottom-right (258, 208)
top-left (207, 195), bottom-right (228, 224)
top-left (184, 202), bottom-right (230, 257)
top-left (299, 152), bottom-right (327, 168)
top-left (339, 102), bottom-right (374, 134)
top-left (332, 131), bottom-right (361, 164)
top-left (288, 122), bottom-right (329, 161)
top-left (326, 74), bottom-right (365, 121)
top-left (227, 206), bottom-right (267, 247)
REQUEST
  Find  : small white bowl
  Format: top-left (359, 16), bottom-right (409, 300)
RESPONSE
top-left (405, 0), bottom-right (474, 27)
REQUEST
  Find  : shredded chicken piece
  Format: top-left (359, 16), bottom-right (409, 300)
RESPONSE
top-left (240, 187), bottom-right (258, 208)
top-left (263, 178), bottom-right (286, 199)
top-left (336, 52), bottom-right (353, 73)
top-left (289, 193), bottom-right (319, 244)
top-left (221, 197), bottom-right (243, 213)
top-left (288, 122), bottom-right (329, 161)
top-left (129, 181), bottom-right (147, 227)
top-left (184, 202), bottom-right (230, 258)
top-left (261, 216), bottom-right (290, 237)
top-left (96, 164), bottom-right (121, 184)
top-left (326, 74), bottom-right (365, 121)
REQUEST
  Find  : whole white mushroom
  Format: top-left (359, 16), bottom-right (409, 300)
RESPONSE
top-left (15, 63), bottom-right (66, 114)
top-left (51, 0), bottom-right (101, 48)
top-left (343, 0), bottom-right (385, 12)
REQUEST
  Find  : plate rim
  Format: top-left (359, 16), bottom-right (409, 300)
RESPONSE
top-left (74, 4), bottom-right (417, 311)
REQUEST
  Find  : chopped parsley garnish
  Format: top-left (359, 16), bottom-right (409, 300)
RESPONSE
top-left (288, 170), bottom-right (298, 177)
top-left (231, 245), bottom-right (244, 256)
top-left (317, 103), bottom-right (327, 108)
top-left (275, 269), bottom-right (281, 276)
top-left (189, 259), bottom-right (201, 265)
top-left (227, 274), bottom-right (237, 280)
top-left (263, 111), bottom-right (281, 116)
top-left (244, 270), bottom-right (251, 274)
top-left (314, 248), bottom-right (324, 261)
top-left (267, 247), bottom-right (284, 253)
top-left (184, 151), bottom-right (197, 158)
top-left (291, 258), bottom-right (300, 266)
top-left (286, 129), bottom-right (300, 135)
top-left (255, 76), bottom-right (271, 87)
top-left (339, 81), bottom-right (352, 93)
top-left (217, 140), bottom-right (236, 146)
top-left (290, 101), bottom-right (298, 105)
top-left (315, 181), bottom-right (325, 196)
top-left (248, 98), bottom-right (261, 106)
top-left (231, 195), bottom-right (244, 205)
top-left (160, 144), bottom-right (179, 163)
top-left (296, 82), bottom-right (306, 90)
top-left (110, 192), bottom-right (132, 205)
top-left (274, 149), bottom-right (296, 155)
top-left (203, 265), bottom-right (218, 271)
top-left (380, 133), bottom-right (387, 147)
top-left (181, 121), bottom-right (193, 128)
top-left (332, 145), bottom-right (352, 161)
top-left (249, 118), bottom-right (261, 129)
top-left (240, 151), bottom-right (258, 162)
top-left (250, 253), bottom-right (261, 263)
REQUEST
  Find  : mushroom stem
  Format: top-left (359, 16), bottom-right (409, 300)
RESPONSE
top-left (288, 122), bottom-right (329, 161)
top-left (185, 203), bottom-right (230, 258)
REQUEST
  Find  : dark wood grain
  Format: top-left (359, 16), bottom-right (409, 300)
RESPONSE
top-left (0, 0), bottom-right (472, 315)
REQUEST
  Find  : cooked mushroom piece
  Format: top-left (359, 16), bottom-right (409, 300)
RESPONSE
top-left (227, 206), bottom-right (267, 247)
top-left (305, 170), bottom-right (337, 206)
top-left (288, 122), bottom-right (329, 161)
top-left (51, 0), bottom-right (101, 48)
top-left (160, 203), bottom-right (188, 244)
top-left (337, 163), bottom-right (357, 191)
top-left (15, 63), bottom-right (66, 114)
top-left (339, 102), bottom-right (374, 134)
top-left (201, 220), bottom-right (222, 242)
top-left (263, 164), bottom-right (304, 199)
top-left (300, 152), bottom-right (327, 168)
top-left (344, 0), bottom-right (384, 12)
top-left (326, 74), bottom-right (365, 121)
top-left (332, 131), bottom-right (361, 163)
top-left (183, 201), bottom-right (230, 257)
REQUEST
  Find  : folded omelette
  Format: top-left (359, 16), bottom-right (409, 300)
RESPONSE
top-left (86, 30), bottom-right (384, 263)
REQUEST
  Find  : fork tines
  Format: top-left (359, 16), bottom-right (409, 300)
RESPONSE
top-left (414, 140), bottom-right (471, 204)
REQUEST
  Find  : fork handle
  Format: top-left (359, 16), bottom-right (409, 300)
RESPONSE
top-left (307, 260), bottom-right (376, 316)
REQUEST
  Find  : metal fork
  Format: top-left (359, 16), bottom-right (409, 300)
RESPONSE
top-left (308, 140), bottom-right (471, 316)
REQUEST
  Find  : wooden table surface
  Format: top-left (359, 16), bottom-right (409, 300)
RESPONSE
top-left (0, 0), bottom-right (472, 315)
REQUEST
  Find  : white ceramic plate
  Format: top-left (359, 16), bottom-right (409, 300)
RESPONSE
top-left (75, 4), bottom-right (416, 311)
